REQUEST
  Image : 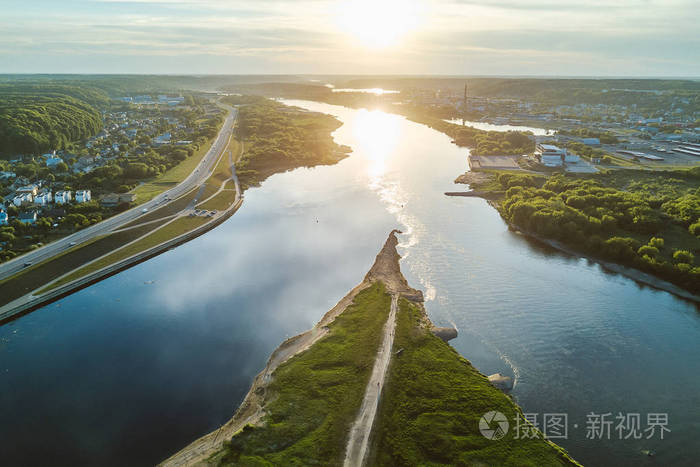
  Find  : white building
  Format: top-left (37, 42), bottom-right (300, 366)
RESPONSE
top-left (55, 190), bottom-right (72, 204)
top-left (75, 190), bottom-right (91, 203)
top-left (34, 190), bottom-right (52, 206)
top-left (13, 192), bottom-right (33, 206)
top-left (536, 144), bottom-right (566, 167)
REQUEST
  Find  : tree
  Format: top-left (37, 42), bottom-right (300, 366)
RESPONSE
top-left (637, 245), bottom-right (659, 258)
top-left (673, 250), bottom-right (695, 265)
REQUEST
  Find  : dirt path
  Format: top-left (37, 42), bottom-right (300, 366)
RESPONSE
top-left (343, 294), bottom-right (398, 467)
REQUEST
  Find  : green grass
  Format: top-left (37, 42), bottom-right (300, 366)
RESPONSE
top-left (130, 134), bottom-right (220, 203)
top-left (218, 283), bottom-right (392, 466)
top-left (40, 216), bottom-right (209, 292)
top-left (197, 182), bottom-right (236, 211)
top-left (369, 298), bottom-right (580, 467)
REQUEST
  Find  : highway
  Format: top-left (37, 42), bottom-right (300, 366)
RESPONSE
top-left (0, 104), bottom-right (238, 283)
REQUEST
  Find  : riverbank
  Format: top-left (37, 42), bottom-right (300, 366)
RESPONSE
top-left (455, 172), bottom-right (700, 304)
top-left (162, 231), bottom-right (579, 466)
top-left (509, 225), bottom-right (700, 304)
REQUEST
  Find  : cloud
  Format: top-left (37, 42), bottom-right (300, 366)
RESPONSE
top-left (0, 0), bottom-right (697, 75)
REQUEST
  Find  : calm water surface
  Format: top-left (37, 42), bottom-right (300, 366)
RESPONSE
top-left (444, 117), bottom-right (553, 135)
top-left (1, 101), bottom-right (699, 466)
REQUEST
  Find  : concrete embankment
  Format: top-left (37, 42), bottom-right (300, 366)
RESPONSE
top-left (0, 196), bottom-right (244, 324)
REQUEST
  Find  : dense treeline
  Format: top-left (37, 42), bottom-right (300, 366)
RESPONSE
top-left (496, 169), bottom-right (700, 293)
top-left (0, 84), bottom-right (107, 155)
top-left (227, 96), bottom-right (349, 189)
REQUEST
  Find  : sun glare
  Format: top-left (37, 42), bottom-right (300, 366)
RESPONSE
top-left (337, 0), bottom-right (422, 49)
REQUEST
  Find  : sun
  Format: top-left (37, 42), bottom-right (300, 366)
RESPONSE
top-left (337, 0), bottom-right (422, 49)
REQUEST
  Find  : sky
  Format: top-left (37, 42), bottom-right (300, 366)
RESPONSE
top-left (0, 0), bottom-right (698, 76)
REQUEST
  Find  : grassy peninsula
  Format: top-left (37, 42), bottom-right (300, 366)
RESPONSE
top-left (162, 231), bottom-right (579, 466)
top-left (223, 96), bottom-right (351, 190)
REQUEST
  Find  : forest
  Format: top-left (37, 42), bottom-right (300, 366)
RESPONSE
top-left (0, 84), bottom-right (108, 155)
top-left (226, 96), bottom-right (350, 189)
top-left (495, 168), bottom-right (700, 293)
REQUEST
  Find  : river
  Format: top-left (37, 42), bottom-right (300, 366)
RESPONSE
top-left (1, 100), bottom-right (698, 466)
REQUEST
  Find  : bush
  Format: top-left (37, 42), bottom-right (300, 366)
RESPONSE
top-left (689, 220), bottom-right (700, 237)
top-left (649, 237), bottom-right (665, 248)
top-left (673, 250), bottom-right (695, 264)
top-left (637, 245), bottom-right (659, 258)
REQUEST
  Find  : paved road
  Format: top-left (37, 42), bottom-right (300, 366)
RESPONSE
top-left (0, 105), bottom-right (237, 282)
top-left (344, 294), bottom-right (398, 467)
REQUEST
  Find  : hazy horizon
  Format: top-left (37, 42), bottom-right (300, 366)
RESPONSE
top-left (2, 0), bottom-right (698, 77)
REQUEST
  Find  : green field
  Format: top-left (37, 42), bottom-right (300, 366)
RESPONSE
top-left (130, 135), bottom-right (218, 203)
top-left (370, 298), bottom-right (580, 466)
top-left (217, 283), bottom-right (392, 466)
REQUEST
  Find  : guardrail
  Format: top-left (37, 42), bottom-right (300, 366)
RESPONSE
top-left (0, 196), bottom-right (244, 324)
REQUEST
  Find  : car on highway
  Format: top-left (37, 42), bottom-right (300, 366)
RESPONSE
top-left (142, 208), bottom-right (148, 213)
top-left (23, 262), bottom-right (32, 268)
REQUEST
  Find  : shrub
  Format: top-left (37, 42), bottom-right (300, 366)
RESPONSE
top-left (648, 237), bottom-right (665, 248)
top-left (689, 220), bottom-right (700, 237)
top-left (637, 245), bottom-right (659, 258)
top-left (673, 250), bottom-right (695, 264)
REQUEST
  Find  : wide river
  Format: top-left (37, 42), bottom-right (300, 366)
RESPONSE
top-left (2, 101), bottom-right (699, 466)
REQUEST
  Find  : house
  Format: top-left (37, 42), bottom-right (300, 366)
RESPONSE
top-left (18, 211), bottom-right (37, 224)
top-left (152, 132), bottom-right (172, 146)
top-left (45, 154), bottom-right (64, 168)
top-left (54, 190), bottom-right (72, 204)
top-left (0, 210), bottom-right (7, 226)
top-left (16, 185), bottom-right (38, 196)
top-left (13, 192), bottom-right (33, 206)
top-left (536, 144), bottom-right (566, 167)
top-left (75, 190), bottom-right (92, 203)
top-left (0, 171), bottom-right (16, 180)
top-left (34, 190), bottom-right (52, 206)
top-left (100, 193), bottom-right (136, 207)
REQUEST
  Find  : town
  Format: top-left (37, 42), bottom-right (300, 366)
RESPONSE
top-left (0, 93), bottom-right (224, 262)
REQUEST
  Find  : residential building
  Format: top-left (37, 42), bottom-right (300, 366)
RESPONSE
top-left (0, 171), bottom-right (16, 180)
top-left (34, 190), bottom-right (52, 206)
top-left (0, 210), bottom-right (7, 226)
top-left (45, 154), bottom-right (64, 168)
top-left (16, 185), bottom-right (38, 196)
top-left (75, 190), bottom-right (92, 203)
top-left (536, 144), bottom-right (566, 167)
top-left (153, 132), bottom-right (172, 146)
top-left (55, 190), bottom-right (72, 204)
top-left (13, 192), bottom-right (33, 206)
top-left (18, 211), bottom-right (37, 224)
